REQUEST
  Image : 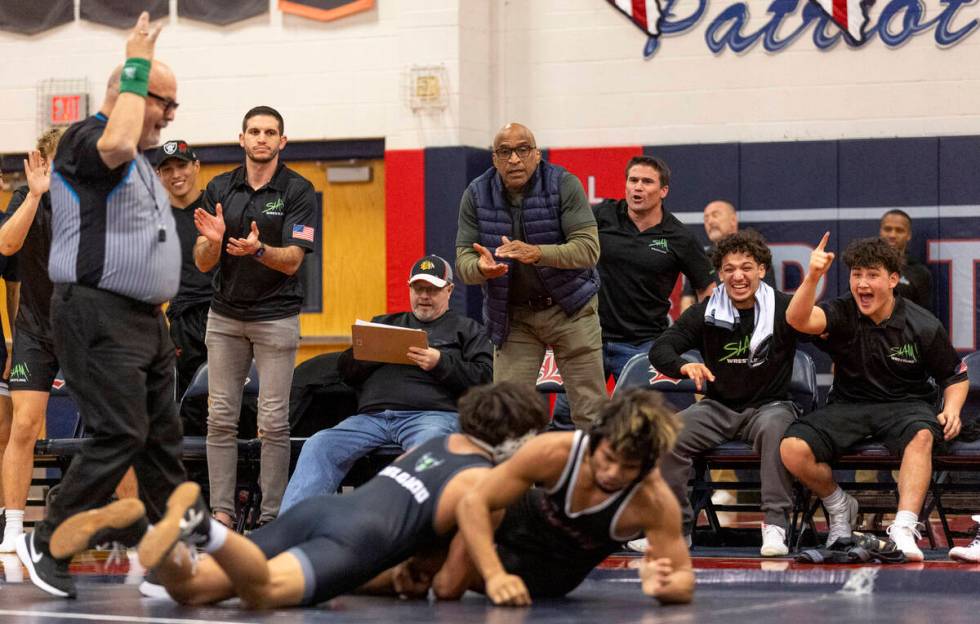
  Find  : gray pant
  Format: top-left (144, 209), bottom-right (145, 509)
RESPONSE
top-left (659, 399), bottom-right (796, 533)
top-left (494, 296), bottom-right (606, 429)
top-left (205, 310), bottom-right (300, 522)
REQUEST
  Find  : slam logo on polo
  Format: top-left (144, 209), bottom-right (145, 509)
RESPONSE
top-left (888, 343), bottom-right (919, 364)
top-left (648, 238), bottom-right (669, 254)
top-left (263, 198), bottom-right (285, 216)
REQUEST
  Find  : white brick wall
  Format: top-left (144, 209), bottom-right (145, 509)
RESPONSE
top-left (0, 0), bottom-right (466, 152)
top-left (497, 0), bottom-right (980, 147)
top-left (1, 0), bottom-right (977, 153)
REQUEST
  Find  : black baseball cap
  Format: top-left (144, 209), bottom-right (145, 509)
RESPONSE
top-left (409, 255), bottom-right (453, 288)
top-left (155, 140), bottom-right (198, 167)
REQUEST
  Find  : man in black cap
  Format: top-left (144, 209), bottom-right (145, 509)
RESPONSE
top-left (155, 140), bottom-right (214, 432)
top-left (279, 254), bottom-right (493, 511)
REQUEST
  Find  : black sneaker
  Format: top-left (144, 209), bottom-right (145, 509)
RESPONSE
top-left (138, 482), bottom-right (210, 569)
top-left (50, 499), bottom-right (147, 560)
top-left (15, 532), bottom-right (77, 598)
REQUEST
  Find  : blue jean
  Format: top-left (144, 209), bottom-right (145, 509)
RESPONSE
top-left (551, 340), bottom-right (653, 428)
top-left (280, 409), bottom-right (459, 512)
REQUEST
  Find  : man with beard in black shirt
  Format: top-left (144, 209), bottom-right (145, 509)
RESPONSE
top-left (280, 255), bottom-right (493, 512)
top-left (878, 209), bottom-right (933, 313)
top-left (155, 140), bottom-right (214, 433)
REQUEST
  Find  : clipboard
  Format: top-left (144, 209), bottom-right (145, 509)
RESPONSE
top-left (351, 320), bottom-right (428, 365)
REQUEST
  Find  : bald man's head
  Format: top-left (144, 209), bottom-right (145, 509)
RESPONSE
top-left (492, 123), bottom-right (541, 192)
top-left (104, 60), bottom-right (177, 151)
top-left (703, 200), bottom-right (738, 244)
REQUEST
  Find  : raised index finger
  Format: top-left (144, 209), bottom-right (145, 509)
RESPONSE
top-left (815, 231), bottom-right (830, 251)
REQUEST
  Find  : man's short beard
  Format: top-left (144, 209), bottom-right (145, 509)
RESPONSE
top-left (247, 147), bottom-right (279, 164)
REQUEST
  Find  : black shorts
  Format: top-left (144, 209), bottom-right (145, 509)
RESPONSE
top-left (9, 328), bottom-right (59, 392)
top-left (248, 493), bottom-right (413, 606)
top-left (783, 400), bottom-right (941, 464)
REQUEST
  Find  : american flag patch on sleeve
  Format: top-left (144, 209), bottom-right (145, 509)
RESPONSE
top-left (292, 224), bottom-right (315, 242)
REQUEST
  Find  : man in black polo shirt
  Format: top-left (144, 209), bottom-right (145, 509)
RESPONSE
top-left (194, 106), bottom-right (316, 527)
top-left (879, 209), bottom-right (933, 312)
top-left (155, 140), bottom-right (214, 434)
top-left (649, 232), bottom-right (801, 556)
top-left (595, 156), bottom-right (714, 372)
top-left (17, 13), bottom-right (209, 598)
top-left (551, 156), bottom-right (714, 424)
top-left (781, 234), bottom-right (968, 561)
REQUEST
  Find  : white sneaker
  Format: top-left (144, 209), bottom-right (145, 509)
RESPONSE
top-left (627, 534), bottom-right (691, 553)
top-left (760, 523), bottom-right (789, 557)
top-left (825, 492), bottom-right (860, 547)
top-left (627, 537), bottom-right (648, 552)
top-left (886, 522), bottom-right (924, 562)
top-left (949, 515), bottom-right (980, 563)
top-left (1, 553), bottom-right (24, 583)
top-left (0, 530), bottom-right (22, 554)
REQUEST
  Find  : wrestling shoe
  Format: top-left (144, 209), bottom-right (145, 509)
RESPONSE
top-left (627, 533), bottom-right (691, 553)
top-left (138, 482), bottom-right (210, 569)
top-left (886, 521), bottom-right (924, 562)
top-left (760, 523), bottom-right (789, 557)
top-left (138, 568), bottom-right (173, 599)
top-left (949, 515), bottom-right (980, 563)
top-left (825, 492), bottom-right (859, 547)
top-left (50, 499), bottom-right (146, 560)
top-left (16, 532), bottom-right (76, 598)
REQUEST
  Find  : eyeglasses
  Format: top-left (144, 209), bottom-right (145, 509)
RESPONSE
top-left (147, 91), bottom-right (180, 114)
top-left (493, 145), bottom-right (536, 160)
top-left (410, 282), bottom-right (447, 295)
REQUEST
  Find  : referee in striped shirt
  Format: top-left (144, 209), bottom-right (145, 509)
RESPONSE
top-left (16, 13), bottom-right (205, 598)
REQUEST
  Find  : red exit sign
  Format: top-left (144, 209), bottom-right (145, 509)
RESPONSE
top-left (49, 94), bottom-right (86, 125)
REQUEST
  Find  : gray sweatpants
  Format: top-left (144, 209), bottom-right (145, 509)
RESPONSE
top-left (205, 309), bottom-right (300, 522)
top-left (659, 399), bottom-right (796, 533)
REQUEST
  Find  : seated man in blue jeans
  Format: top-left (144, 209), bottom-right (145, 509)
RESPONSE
top-left (280, 255), bottom-right (493, 511)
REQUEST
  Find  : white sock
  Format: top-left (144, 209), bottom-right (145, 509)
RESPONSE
top-left (895, 510), bottom-right (918, 527)
top-left (202, 518), bottom-right (228, 554)
top-left (3, 509), bottom-right (24, 539)
top-left (822, 487), bottom-right (846, 512)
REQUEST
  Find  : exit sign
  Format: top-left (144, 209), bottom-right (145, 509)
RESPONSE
top-left (48, 94), bottom-right (87, 125)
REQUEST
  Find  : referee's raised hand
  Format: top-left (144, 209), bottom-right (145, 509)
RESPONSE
top-left (808, 231), bottom-right (835, 279)
top-left (126, 12), bottom-right (163, 61)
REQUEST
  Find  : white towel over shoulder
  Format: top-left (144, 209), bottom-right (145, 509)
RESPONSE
top-left (704, 282), bottom-right (775, 362)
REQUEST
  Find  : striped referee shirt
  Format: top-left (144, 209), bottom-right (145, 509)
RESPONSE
top-left (49, 114), bottom-right (180, 304)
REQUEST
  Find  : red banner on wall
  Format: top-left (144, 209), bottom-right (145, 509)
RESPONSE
top-left (548, 146), bottom-right (643, 204)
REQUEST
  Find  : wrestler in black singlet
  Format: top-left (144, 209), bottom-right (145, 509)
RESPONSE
top-left (248, 436), bottom-right (489, 605)
top-left (495, 430), bottom-right (643, 597)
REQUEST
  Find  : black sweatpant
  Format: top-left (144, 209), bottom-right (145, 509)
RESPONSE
top-left (168, 302), bottom-right (210, 434)
top-left (36, 284), bottom-right (187, 546)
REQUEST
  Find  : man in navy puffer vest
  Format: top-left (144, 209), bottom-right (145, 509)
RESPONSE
top-left (455, 123), bottom-right (605, 428)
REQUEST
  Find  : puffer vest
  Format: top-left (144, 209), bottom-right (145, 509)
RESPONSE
top-left (469, 161), bottom-right (599, 345)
